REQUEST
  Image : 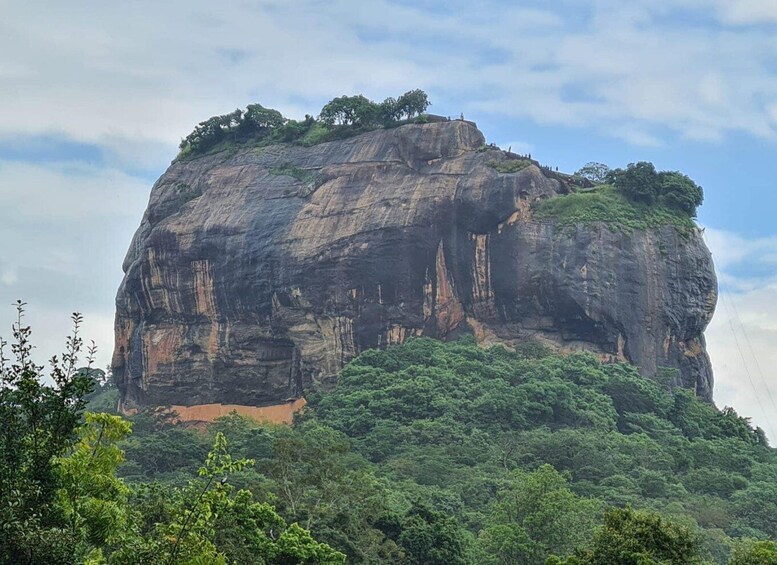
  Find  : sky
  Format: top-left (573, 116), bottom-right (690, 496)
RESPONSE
top-left (2, 0), bottom-right (777, 436)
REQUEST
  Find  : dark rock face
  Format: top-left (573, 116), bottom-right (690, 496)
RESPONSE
top-left (113, 120), bottom-right (717, 410)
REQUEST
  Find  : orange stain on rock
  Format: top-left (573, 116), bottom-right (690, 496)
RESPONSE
top-left (144, 326), bottom-right (183, 375)
top-left (168, 398), bottom-right (307, 425)
top-left (434, 242), bottom-right (464, 335)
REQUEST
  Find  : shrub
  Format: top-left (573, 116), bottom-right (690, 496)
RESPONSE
top-left (268, 164), bottom-right (325, 193)
top-left (487, 159), bottom-right (532, 174)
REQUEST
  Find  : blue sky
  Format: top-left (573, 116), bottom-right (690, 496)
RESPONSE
top-left (2, 0), bottom-right (777, 435)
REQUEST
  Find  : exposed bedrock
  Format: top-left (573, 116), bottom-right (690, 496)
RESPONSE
top-left (113, 120), bottom-right (717, 410)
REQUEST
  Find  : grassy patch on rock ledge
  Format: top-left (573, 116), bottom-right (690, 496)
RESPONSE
top-left (268, 163), bottom-right (326, 196)
top-left (487, 159), bottom-right (532, 173)
top-left (268, 164), bottom-right (322, 184)
top-left (534, 184), bottom-right (696, 236)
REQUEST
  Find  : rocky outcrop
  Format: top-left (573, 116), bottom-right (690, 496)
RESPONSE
top-left (113, 120), bottom-right (717, 411)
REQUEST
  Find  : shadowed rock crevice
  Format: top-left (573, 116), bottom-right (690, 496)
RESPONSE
top-left (114, 120), bottom-right (717, 411)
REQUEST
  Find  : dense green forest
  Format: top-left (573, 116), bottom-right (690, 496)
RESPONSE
top-left (4, 303), bottom-right (777, 563)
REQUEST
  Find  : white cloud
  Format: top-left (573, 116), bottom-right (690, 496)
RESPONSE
top-left (0, 266), bottom-right (17, 286)
top-left (717, 0), bottom-right (777, 24)
top-left (2, 1), bottom-right (777, 151)
top-left (704, 227), bottom-right (777, 271)
top-left (707, 286), bottom-right (777, 442)
top-left (98, 133), bottom-right (178, 174)
top-left (703, 226), bottom-right (777, 442)
top-left (611, 126), bottom-right (663, 147)
top-left (0, 160), bottom-right (148, 221)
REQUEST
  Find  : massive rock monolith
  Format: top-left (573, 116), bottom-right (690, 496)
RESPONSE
top-left (113, 119), bottom-right (717, 412)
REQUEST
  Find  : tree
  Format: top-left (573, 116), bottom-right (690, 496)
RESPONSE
top-left (0, 302), bottom-right (94, 564)
top-left (208, 413), bottom-right (406, 562)
top-left (397, 503), bottom-right (467, 565)
top-left (396, 89), bottom-right (430, 120)
top-left (326, 97), bottom-right (349, 125)
top-left (318, 96), bottom-right (349, 125)
top-left (658, 171), bottom-right (703, 216)
top-left (730, 481), bottom-right (777, 538)
top-left (607, 161), bottom-right (661, 204)
top-left (729, 540), bottom-right (777, 565)
top-left (477, 465), bottom-right (602, 564)
top-left (574, 162), bottom-right (610, 184)
top-left (351, 96), bottom-right (382, 127)
top-left (54, 413), bottom-right (133, 562)
top-left (318, 95), bottom-right (383, 128)
top-left (379, 97), bottom-right (402, 125)
top-left (605, 161), bottom-right (704, 217)
top-left (82, 367), bottom-right (120, 414)
top-left (242, 104), bottom-right (285, 133)
top-left (0, 305), bottom-right (345, 564)
top-left (551, 506), bottom-right (710, 565)
top-left (179, 114), bottom-right (229, 153)
top-left (176, 432), bottom-right (346, 564)
top-left (179, 104), bottom-right (289, 156)
top-left (107, 432), bottom-right (347, 564)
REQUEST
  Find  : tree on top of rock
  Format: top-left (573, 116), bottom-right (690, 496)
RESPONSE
top-left (606, 161), bottom-right (704, 217)
top-left (658, 171), bottom-right (704, 217)
top-left (606, 161), bottom-right (661, 205)
top-left (575, 162), bottom-right (611, 184)
top-left (396, 89), bottom-right (430, 120)
top-left (319, 95), bottom-right (380, 127)
top-left (242, 103), bottom-right (285, 132)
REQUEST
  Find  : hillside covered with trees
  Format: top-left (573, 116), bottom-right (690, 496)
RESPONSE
top-left (5, 302), bottom-right (777, 564)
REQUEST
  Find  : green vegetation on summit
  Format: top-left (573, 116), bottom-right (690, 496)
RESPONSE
top-left (177, 90), bottom-right (430, 159)
top-left (177, 93), bottom-right (702, 239)
top-left (536, 160), bottom-right (704, 234)
top-left (534, 184), bottom-right (698, 234)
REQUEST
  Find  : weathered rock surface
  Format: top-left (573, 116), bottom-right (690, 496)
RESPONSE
top-left (113, 120), bottom-right (717, 411)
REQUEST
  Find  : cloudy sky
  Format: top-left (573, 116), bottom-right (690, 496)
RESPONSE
top-left (2, 0), bottom-right (777, 436)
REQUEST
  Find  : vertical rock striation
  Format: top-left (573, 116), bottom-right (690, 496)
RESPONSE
top-left (113, 120), bottom-right (717, 411)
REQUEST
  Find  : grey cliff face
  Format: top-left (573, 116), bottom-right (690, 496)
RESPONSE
top-left (113, 120), bottom-right (717, 410)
